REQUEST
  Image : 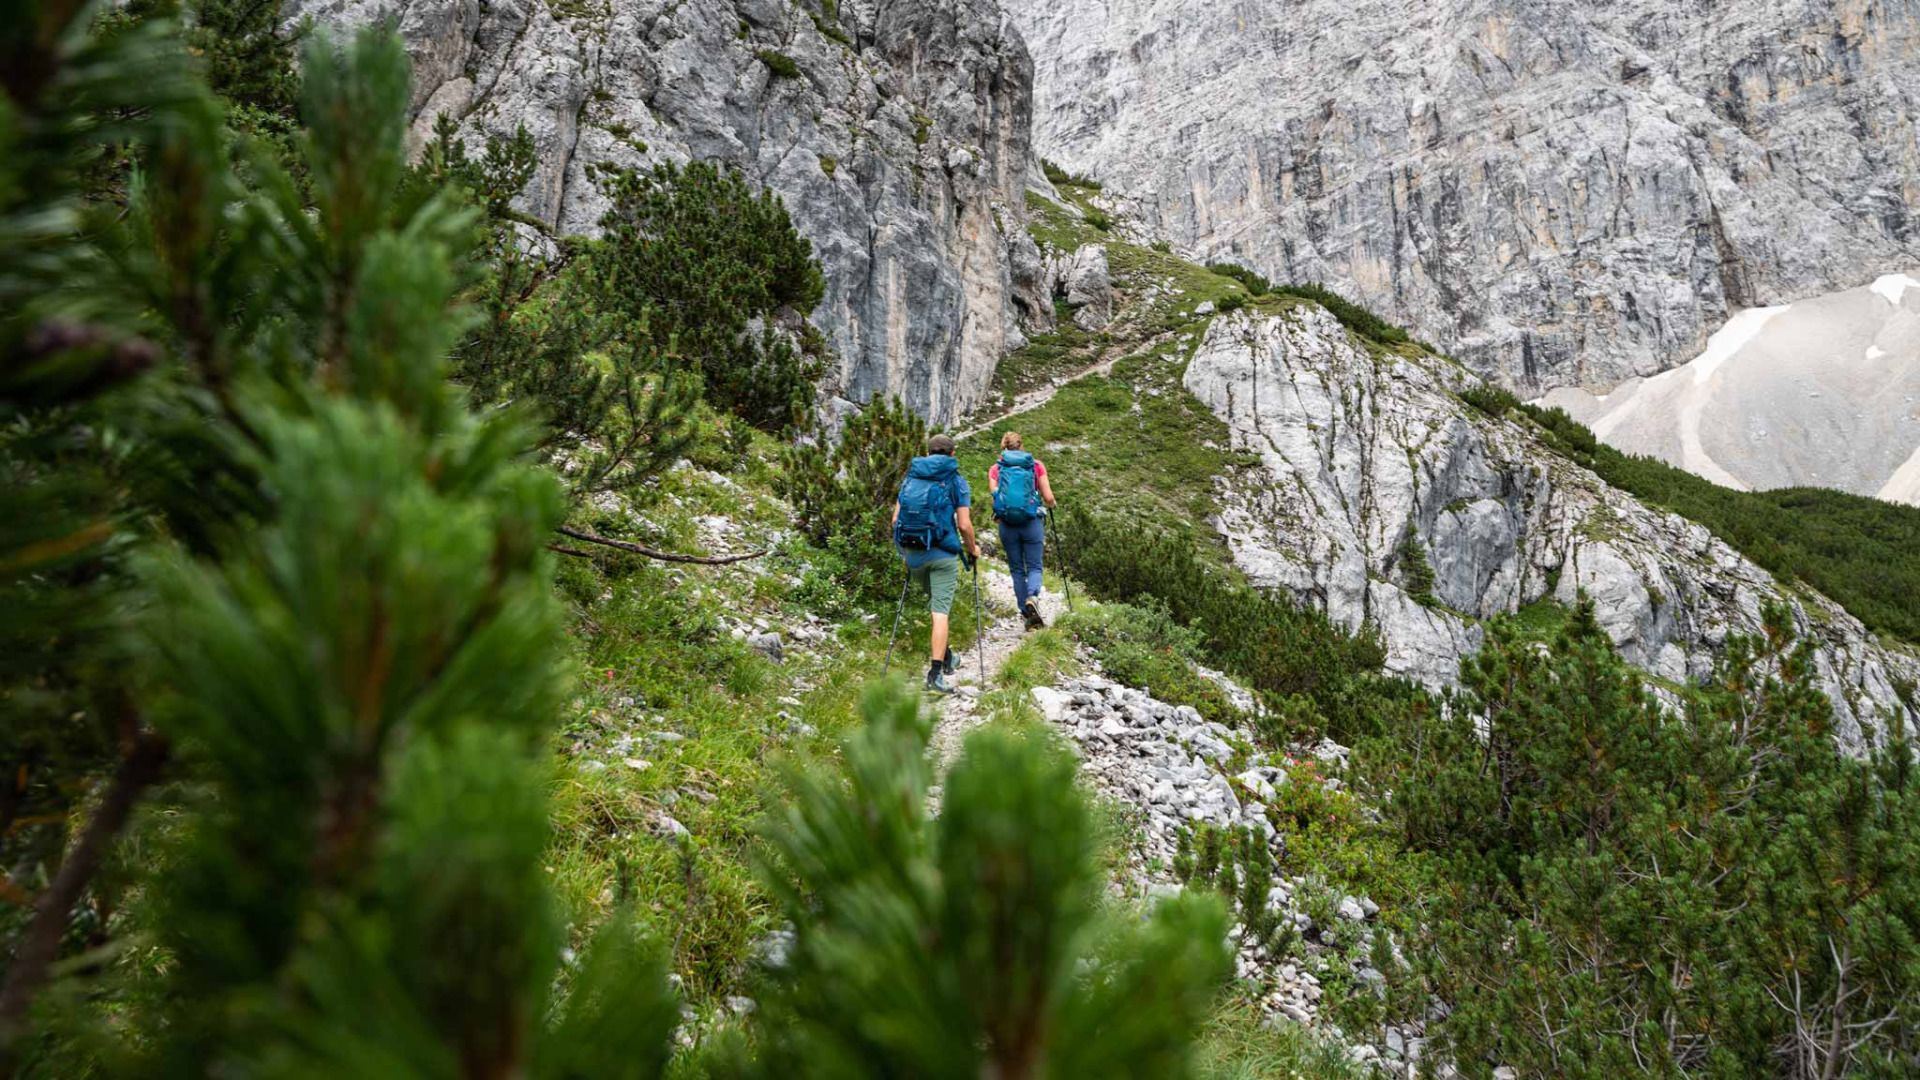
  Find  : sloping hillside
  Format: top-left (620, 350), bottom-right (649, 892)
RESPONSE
top-left (970, 178), bottom-right (1920, 747)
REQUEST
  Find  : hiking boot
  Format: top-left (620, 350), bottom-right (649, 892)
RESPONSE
top-left (1024, 598), bottom-right (1045, 630)
top-left (925, 669), bottom-right (954, 695)
top-left (942, 647), bottom-right (957, 675)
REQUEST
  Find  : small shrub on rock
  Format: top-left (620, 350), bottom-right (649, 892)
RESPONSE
top-left (756, 48), bottom-right (801, 78)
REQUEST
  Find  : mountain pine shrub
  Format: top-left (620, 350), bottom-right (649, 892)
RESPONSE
top-left (1204, 262), bottom-right (1272, 296)
top-left (589, 159), bottom-right (826, 432)
top-left (1054, 506), bottom-right (1384, 726)
top-left (1360, 599), bottom-right (1920, 1076)
top-left (2, 22), bottom-right (683, 1073)
top-left (1517, 401), bottom-right (1920, 643)
top-left (1395, 523), bottom-right (1437, 607)
top-left (1269, 283), bottom-right (1409, 346)
top-left (1041, 159), bottom-right (1102, 190)
top-left (1059, 601), bottom-right (1240, 725)
top-left (755, 49), bottom-right (801, 79)
top-left (777, 395), bottom-right (926, 603)
top-left (1172, 823), bottom-right (1293, 957)
top-left (1456, 382), bottom-right (1521, 418)
top-left (750, 682), bottom-right (1233, 1077)
top-left (0, 5), bottom-right (204, 1043)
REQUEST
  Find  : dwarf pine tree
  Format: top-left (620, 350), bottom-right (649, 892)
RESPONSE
top-left (748, 683), bottom-right (1233, 1078)
top-left (422, 119), bottom-right (704, 504)
top-left (1362, 599), bottom-right (1920, 1077)
top-left (3, 21), bottom-right (680, 1074)
top-left (777, 394), bottom-right (927, 601)
top-left (0, 0), bottom-right (201, 1045)
top-left (589, 159), bottom-right (826, 432)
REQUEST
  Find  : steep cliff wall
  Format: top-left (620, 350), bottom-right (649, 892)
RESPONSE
top-left (1187, 304), bottom-right (1920, 748)
top-left (1011, 0), bottom-right (1920, 395)
top-left (290, 0), bottom-right (1043, 423)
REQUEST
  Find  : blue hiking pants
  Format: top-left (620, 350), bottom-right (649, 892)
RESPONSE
top-left (998, 516), bottom-right (1046, 611)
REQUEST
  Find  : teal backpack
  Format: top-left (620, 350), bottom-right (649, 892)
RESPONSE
top-left (894, 455), bottom-right (962, 553)
top-left (992, 450), bottom-right (1041, 525)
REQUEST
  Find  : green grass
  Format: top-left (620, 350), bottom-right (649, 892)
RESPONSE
top-left (1194, 997), bottom-right (1367, 1080)
top-left (542, 430), bottom-right (1004, 1014)
top-left (1057, 601), bottom-right (1242, 726)
top-left (1024, 188), bottom-right (1106, 252)
top-left (957, 338), bottom-right (1255, 532)
top-left (988, 314), bottom-right (1101, 404)
top-left (547, 547), bottom-right (885, 1006)
top-left (1503, 595), bottom-right (1573, 642)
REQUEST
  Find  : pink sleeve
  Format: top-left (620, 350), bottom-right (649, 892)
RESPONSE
top-left (987, 463), bottom-right (999, 485)
top-left (1034, 460), bottom-right (1047, 480)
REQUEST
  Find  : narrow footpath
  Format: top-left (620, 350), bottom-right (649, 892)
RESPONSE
top-left (923, 557), bottom-right (1071, 805)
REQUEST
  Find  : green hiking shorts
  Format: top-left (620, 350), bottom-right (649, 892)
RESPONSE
top-left (908, 556), bottom-right (960, 615)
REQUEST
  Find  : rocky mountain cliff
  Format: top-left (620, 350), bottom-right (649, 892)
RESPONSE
top-left (1188, 302), bottom-right (1920, 748)
top-left (289, 0), bottom-right (1043, 423)
top-left (1009, 0), bottom-right (1920, 395)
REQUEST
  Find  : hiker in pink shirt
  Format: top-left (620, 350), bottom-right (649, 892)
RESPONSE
top-left (986, 432), bottom-right (1058, 630)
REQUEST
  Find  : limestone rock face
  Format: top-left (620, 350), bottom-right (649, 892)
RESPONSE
top-left (1056, 243), bottom-right (1113, 330)
top-left (1009, 0), bottom-right (1920, 395)
top-left (1186, 306), bottom-right (1920, 748)
top-left (290, 0), bottom-right (1042, 423)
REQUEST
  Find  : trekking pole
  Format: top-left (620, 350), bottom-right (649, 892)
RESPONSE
top-left (972, 555), bottom-right (986, 686)
top-left (882, 568), bottom-right (910, 675)
top-left (1052, 508), bottom-right (1075, 614)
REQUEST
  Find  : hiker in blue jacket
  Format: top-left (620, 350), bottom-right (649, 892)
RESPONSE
top-left (891, 433), bottom-right (981, 694)
top-left (987, 431), bottom-right (1057, 631)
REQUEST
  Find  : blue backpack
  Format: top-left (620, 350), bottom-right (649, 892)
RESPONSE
top-left (894, 455), bottom-right (963, 553)
top-left (992, 450), bottom-right (1041, 525)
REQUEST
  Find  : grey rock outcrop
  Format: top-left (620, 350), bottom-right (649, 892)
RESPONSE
top-left (1036, 670), bottom-right (1422, 1067)
top-left (1186, 305), bottom-right (1920, 748)
top-left (1055, 243), bottom-right (1113, 330)
top-left (291, 0), bottom-right (1042, 423)
top-left (1009, 0), bottom-right (1920, 395)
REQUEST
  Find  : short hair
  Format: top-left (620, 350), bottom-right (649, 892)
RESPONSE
top-left (1000, 431), bottom-right (1023, 450)
top-left (926, 433), bottom-right (956, 456)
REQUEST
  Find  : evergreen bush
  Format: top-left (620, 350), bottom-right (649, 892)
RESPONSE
top-left (4, 25), bottom-right (683, 1073)
top-left (421, 121), bottom-right (704, 502)
top-left (755, 49), bottom-right (801, 79)
top-left (1395, 523), bottom-right (1437, 607)
top-left (1204, 262), bottom-right (1272, 296)
top-left (777, 396), bottom-right (927, 604)
top-left (1517, 403), bottom-right (1920, 643)
top-left (751, 682), bottom-right (1233, 1076)
top-left (1359, 600), bottom-right (1920, 1076)
top-left (589, 159), bottom-right (826, 432)
top-left (1172, 823), bottom-right (1292, 957)
top-left (1041, 159), bottom-right (1102, 190)
top-left (1061, 601), bottom-right (1240, 725)
top-left (1054, 506), bottom-right (1385, 728)
top-left (1270, 283), bottom-right (1409, 346)
top-left (1457, 382), bottom-right (1521, 418)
